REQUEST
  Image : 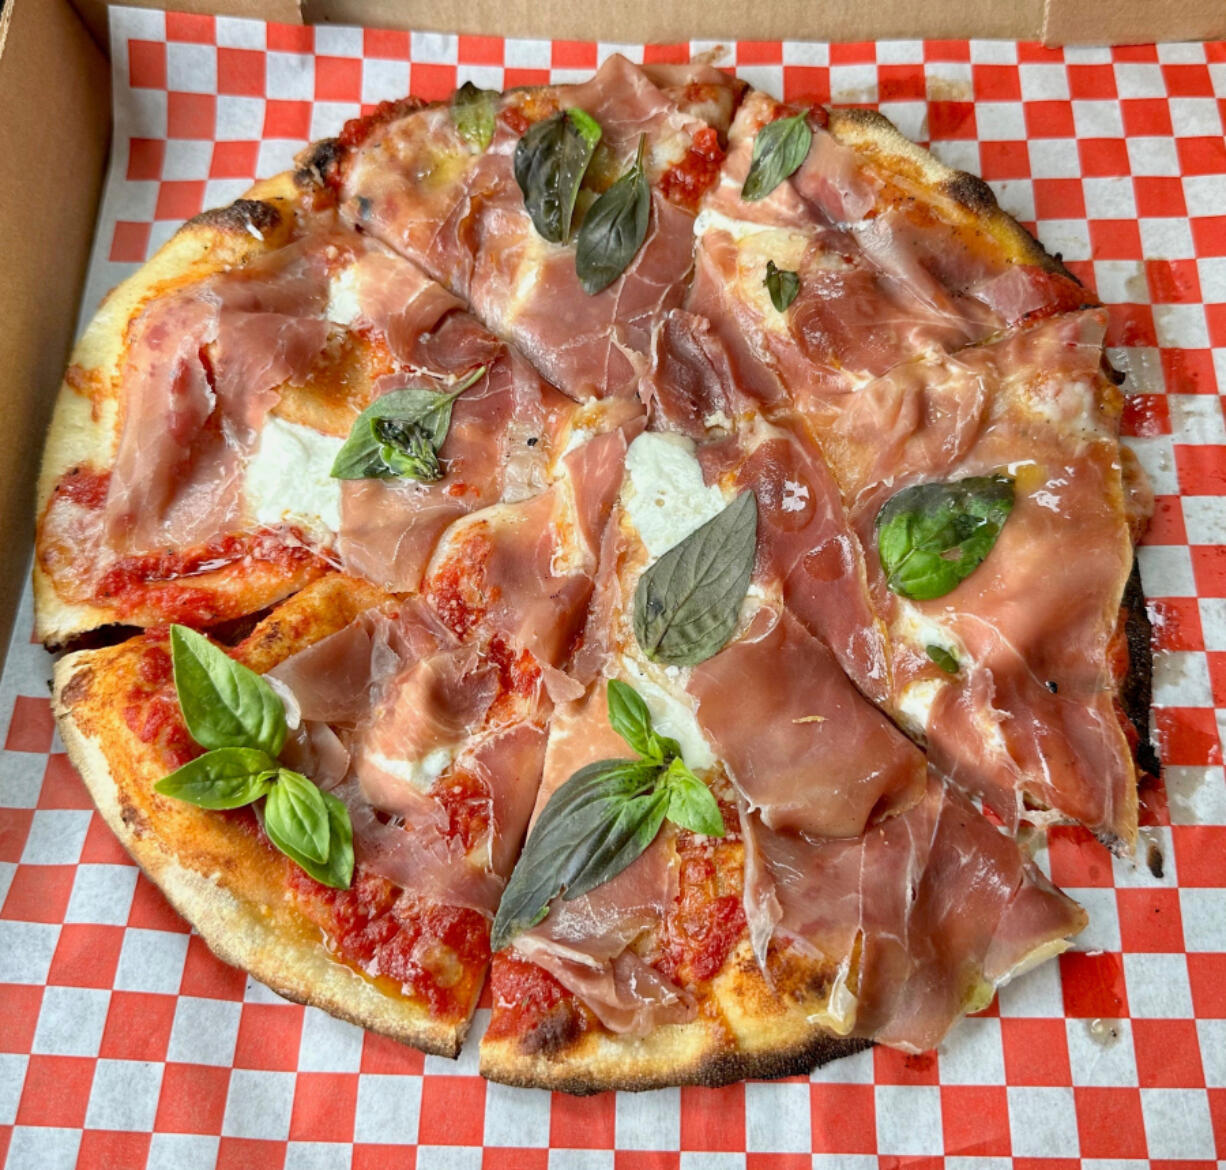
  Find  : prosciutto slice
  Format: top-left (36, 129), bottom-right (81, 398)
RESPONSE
top-left (510, 684), bottom-right (695, 1035)
top-left (748, 773), bottom-right (1086, 1051)
top-left (337, 55), bottom-right (745, 400)
top-left (822, 310), bottom-right (1143, 845)
top-left (689, 607), bottom-right (926, 839)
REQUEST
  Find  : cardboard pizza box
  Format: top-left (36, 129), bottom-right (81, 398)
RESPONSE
top-left (0, 0), bottom-right (1222, 666)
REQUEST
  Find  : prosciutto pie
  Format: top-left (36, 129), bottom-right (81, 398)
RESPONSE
top-left (38, 56), bottom-right (1153, 1091)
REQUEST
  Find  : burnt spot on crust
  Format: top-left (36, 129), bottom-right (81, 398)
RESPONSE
top-left (295, 137), bottom-right (344, 190)
top-left (119, 799), bottom-right (150, 837)
top-left (521, 1002), bottom-right (586, 1058)
top-left (1122, 556), bottom-right (1160, 777)
top-left (59, 665), bottom-right (95, 707)
top-left (186, 198), bottom-right (282, 239)
top-left (943, 171), bottom-right (999, 217)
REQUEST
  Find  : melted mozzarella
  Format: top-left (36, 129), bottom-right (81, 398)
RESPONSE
top-left (366, 746), bottom-right (453, 794)
top-left (244, 416), bottom-right (344, 541)
top-left (623, 432), bottom-right (728, 558)
top-left (325, 266), bottom-right (362, 328)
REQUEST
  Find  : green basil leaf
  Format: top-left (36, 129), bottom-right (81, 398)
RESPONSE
top-left (876, 475), bottom-right (1015, 602)
top-left (662, 758), bottom-right (726, 838)
top-left (513, 108), bottom-right (602, 244)
top-left (452, 80), bottom-right (497, 151)
top-left (741, 113), bottom-right (813, 202)
top-left (330, 366), bottom-right (486, 481)
top-left (575, 134), bottom-right (650, 294)
top-left (926, 645), bottom-right (960, 675)
top-left (764, 260), bottom-right (800, 312)
top-left (171, 625), bottom-right (286, 756)
top-left (490, 758), bottom-right (663, 951)
top-left (266, 786), bottom-right (354, 890)
top-left (155, 747), bottom-right (278, 810)
top-left (633, 491), bottom-right (758, 667)
top-left (265, 769), bottom-right (331, 864)
top-left (372, 417), bottom-right (443, 483)
top-left (606, 678), bottom-right (658, 760)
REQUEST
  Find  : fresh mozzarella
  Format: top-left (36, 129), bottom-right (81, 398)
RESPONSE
top-left (245, 416), bottom-right (344, 540)
top-left (623, 431), bottom-right (728, 558)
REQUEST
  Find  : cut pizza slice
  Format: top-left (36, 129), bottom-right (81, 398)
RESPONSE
top-left (687, 89), bottom-right (1094, 413)
top-left (34, 174), bottom-right (637, 645)
top-left (479, 425), bottom-right (1086, 1090)
top-left (308, 55), bottom-right (745, 401)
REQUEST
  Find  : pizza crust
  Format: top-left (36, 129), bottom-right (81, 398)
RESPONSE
top-left (33, 176), bottom-right (308, 647)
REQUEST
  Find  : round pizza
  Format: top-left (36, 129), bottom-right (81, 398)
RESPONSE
top-left (36, 56), bottom-right (1155, 1092)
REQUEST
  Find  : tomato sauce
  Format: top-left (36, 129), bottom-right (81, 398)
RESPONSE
top-left (658, 126), bottom-right (725, 212)
top-left (123, 636), bottom-right (198, 769)
top-left (291, 868), bottom-right (489, 1018)
top-left (423, 527), bottom-right (495, 640)
top-left (53, 467), bottom-right (110, 510)
top-left (485, 954), bottom-right (588, 1050)
top-left (337, 97), bottom-right (428, 150)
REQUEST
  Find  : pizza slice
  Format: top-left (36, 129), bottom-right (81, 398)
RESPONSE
top-left (479, 425), bottom-right (1086, 1089)
top-left (686, 89), bottom-right (1093, 413)
top-left (34, 173), bottom-right (640, 645)
top-left (307, 55), bottom-right (745, 401)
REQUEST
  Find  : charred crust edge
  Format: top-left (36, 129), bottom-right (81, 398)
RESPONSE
top-left (1122, 555), bottom-right (1160, 777)
top-left (486, 1032), bottom-right (871, 1096)
top-left (186, 198), bottom-right (282, 238)
top-left (294, 137), bottom-right (344, 190)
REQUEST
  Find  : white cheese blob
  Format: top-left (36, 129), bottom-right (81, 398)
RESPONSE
top-left (244, 416), bottom-right (344, 541)
top-left (896, 678), bottom-right (944, 738)
top-left (366, 746), bottom-right (454, 794)
top-left (325, 265), bottom-right (362, 328)
top-left (624, 431), bottom-right (728, 558)
top-left (618, 657), bottom-right (717, 773)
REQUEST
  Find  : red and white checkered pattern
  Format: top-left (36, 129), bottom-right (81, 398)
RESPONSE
top-left (2, 6), bottom-right (1224, 1165)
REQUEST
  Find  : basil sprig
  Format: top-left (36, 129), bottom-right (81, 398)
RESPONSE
top-left (330, 366), bottom-right (486, 482)
top-left (741, 112), bottom-right (813, 202)
top-left (490, 680), bottom-right (724, 951)
top-left (633, 491), bottom-right (758, 667)
top-left (575, 134), bottom-right (650, 295)
top-left (452, 80), bottom-right (497, 152)
top-left (876, 475), bottom-right (1015, 602)
top-left (925, 645), bottom-right (959, 675)
top-left (513, 108), bottom-right (602, 243)
top-left (764, 260), bottom-right (800, 312)
top-left (155, 626), bottom-right (354, 889)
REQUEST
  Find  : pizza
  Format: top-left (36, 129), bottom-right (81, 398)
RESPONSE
top-left (36, 55), bottom-right (1154, 1092)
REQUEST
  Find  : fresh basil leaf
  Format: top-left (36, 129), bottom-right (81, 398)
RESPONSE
top-left (452, 81), bottom-right (497, 151)
top-left (606, 678), bottom-right (658, 760)
top-left (741, 113), bottom-right (812, 202)
top-left (926, 645), bottom-right (960, 675)
top-left (155, 747), bottom-right (278, 810)
top-left (330, 366), bottom-right (485, 481)
top-left (876, 475), bottom-right (1015, 602)
top-left (171, 625), bottom-right (286, 756)
top-left (490, 758), bottom-right (663, 951)
top-left (372, 417), bottom-right (443, 483)
top-left (265, 769), bottom-right (331, 865)
top-left (662, 757), bottom-right (726, 838)
top-left (513, 108), bottom-right (602, 244)
top-left (633, 491), bottom-right (758, 667)
top-left (764, 260), bottom-right (800, 312)
top-left (266, 786), bottom-right (354, 890)
top-left (575, 134), bottom-right (650, 294)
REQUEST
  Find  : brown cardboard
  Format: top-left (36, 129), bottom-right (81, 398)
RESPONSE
top-left (0, 0), bottom-right (108, 661)
top-left (0, 0), bottom-right (1220, 668)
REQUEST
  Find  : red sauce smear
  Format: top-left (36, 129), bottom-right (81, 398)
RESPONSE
top-left (54, 467), bottom-right (111, 510)
top-left (290, 869), bottom-right (489, 1018)
top-left (657, 836), bottom-right (747, 984)
top-left (423, 527), bottom-right (495, 641)
top-left (337, 96), bottom-right (428, 150)
top-left (485, 953), bottom-right (587, 1046)
top-left (658, 126), bottom-right (725, 212)
top-left (123, 634), bottom-right (197, 769)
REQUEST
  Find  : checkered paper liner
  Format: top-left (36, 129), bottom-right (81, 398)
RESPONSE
top-left (1, 6), bottom-right (1224, 1167)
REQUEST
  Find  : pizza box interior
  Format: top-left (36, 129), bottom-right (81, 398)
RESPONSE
top-left (0, 0), bottom-right (1222, 671)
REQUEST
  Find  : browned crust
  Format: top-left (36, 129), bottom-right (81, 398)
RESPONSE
top-left (825, 105), bottom-right (1090, 291)
top-left (50, 576), bottom-right (472, 1060)
top-left (481, 1019), bottom-right (869, 1095)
